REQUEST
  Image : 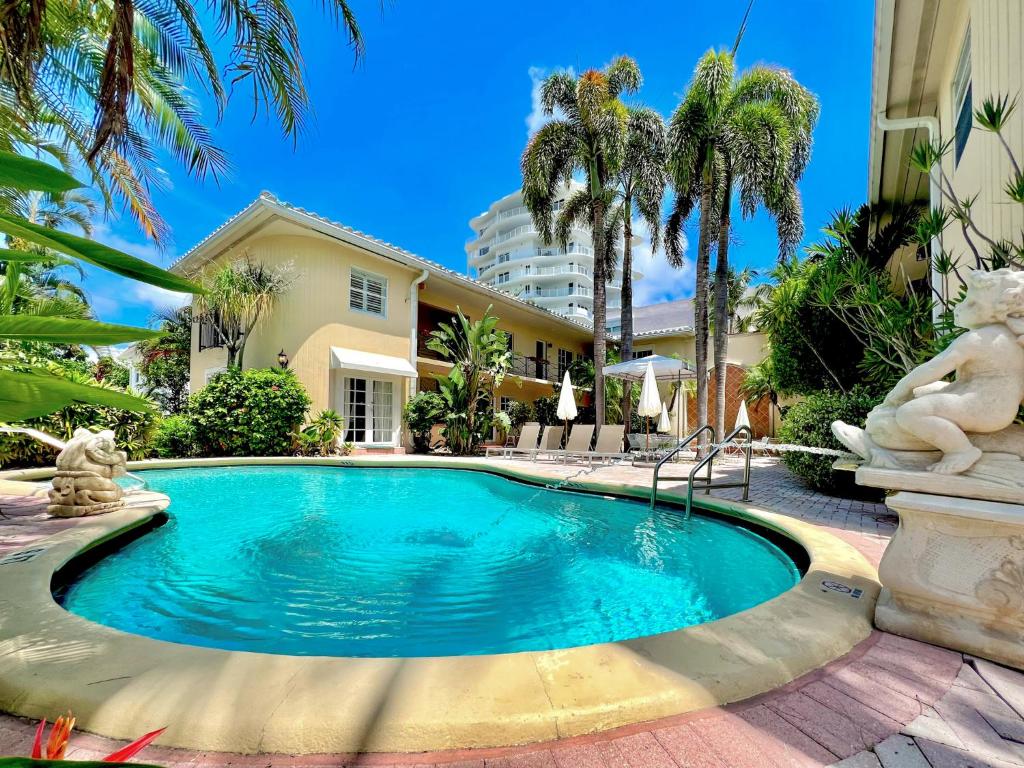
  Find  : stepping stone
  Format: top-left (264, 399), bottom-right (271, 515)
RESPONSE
top-left (902, 713), bottom-right (966, 750)
top-left (974, 659), bottom-right (1024, 720)
top-left (874, 735), bottom-right (929, 768)
top-left (829, 752), bottom-right (882, 768)
top-left (915, 737), bottom-right (1024, 768)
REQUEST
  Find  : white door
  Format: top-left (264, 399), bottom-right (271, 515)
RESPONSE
top-left (342, 376), bottom-right (395, 445)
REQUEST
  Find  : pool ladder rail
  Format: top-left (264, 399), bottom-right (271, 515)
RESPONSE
top-left (650, 424), bottom-right (754, 518)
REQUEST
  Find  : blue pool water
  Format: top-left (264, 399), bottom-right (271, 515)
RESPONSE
top-left (61, 467), bottom-right (801, 657)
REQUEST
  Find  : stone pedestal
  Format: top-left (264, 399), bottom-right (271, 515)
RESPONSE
top-left (876, 491), bottom-right (1024, 670)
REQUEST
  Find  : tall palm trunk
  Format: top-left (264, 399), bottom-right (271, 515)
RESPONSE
top-left (592, 197), bottom-right (607, 429)
top-left (694, 181), bottom-right (714, 449)
top-left (620, 206), bottom-right (634, 430)
top-left (713, 176), bottom-right (732, 438)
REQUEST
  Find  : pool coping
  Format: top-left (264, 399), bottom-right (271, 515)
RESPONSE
top-left (0, 456), bottom-right (879, 754)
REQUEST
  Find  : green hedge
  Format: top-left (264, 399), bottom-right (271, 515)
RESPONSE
top-left (778, 386), bottom-right (883, 495)
top-left (188, 368), bottom-right (311, 456)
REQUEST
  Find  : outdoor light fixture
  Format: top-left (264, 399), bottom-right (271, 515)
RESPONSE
top-left (277, 349), bottom-right (289, 369)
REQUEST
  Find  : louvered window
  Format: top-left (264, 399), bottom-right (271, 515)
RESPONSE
top-left (350, 268), bottom-right (387, 317)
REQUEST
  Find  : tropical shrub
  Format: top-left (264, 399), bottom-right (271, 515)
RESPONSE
top-left (135, 307), bottom-right (192, 414)
top-left (427, 306), bottom-right (510, 455)
top-left (295, 410), bottom-right (344, 456)
top-left (151, 415), bottom-right (197, 459)
top-left (492, 411), bottom-right (512, 443)
top-left (188, 368), bottom-right (311, 457)
top-left (778, 386), bottom-right (884, 495)
top-left (93, 356), bottom-right (130, 388)
top-left (403, 391), bottom-right (444, 453)
top-left (504, 400), bottom-right (534, 432)
top-left (0, 368), bottom-right (159, 468)
top-left (532, 394), bottom-right (559, 426)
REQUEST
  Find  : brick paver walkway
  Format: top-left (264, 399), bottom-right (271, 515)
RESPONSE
top-left (2, 457), bottom-right (1023, 768)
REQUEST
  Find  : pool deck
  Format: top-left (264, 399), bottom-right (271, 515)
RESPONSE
top-left (2, 455), bottom-right (1024, 767)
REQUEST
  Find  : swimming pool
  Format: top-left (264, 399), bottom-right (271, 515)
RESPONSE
top-left (59, 466), bottom-right (801, 657)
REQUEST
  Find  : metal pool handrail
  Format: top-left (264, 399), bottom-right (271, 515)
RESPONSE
top-left (649, 424), bottom-right (716, 510)
top-left (684, 425), bottom-right (753, 519)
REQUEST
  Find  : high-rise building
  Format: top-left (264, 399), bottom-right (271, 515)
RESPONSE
top-left (466, 182), bottom-right (641, 326)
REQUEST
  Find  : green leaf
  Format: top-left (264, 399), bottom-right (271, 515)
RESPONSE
top-left (0, 761), bottom-right (164, 768)
top-left (0, 213), bottom-right (202, 295)
top-left (0, 369), bottom-right (154, 421)
top-left (0, 249), bottom-right (67, 264)
top-left (0, 151), bottom-right (83, 194)
top-left (0, 316), bottom-right (164, 344)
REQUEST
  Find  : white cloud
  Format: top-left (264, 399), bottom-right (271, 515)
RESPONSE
top-left (632, 219), bottom-right (694, 306)
top-left (526, 66), bottom-right (573, 137)
top-left (84, 223), bottom-right (189, 319)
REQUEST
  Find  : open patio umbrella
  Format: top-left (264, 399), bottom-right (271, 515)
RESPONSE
top-left (637, 362), bottom-right (662, 450)
top-left (734, 398), bottom-right (750, 432)
top-left (556, 370), bottom-right (577, 446)
top-left (658, 402), bottom-right (671, 433)
top-left (603, 355), bottom-right (696, 444)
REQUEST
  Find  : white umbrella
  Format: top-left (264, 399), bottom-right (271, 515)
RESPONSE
top-left (556, 370), bottom-right (577, 444)
top-left (637, 362), bottom-right (661, 450)
top-left (658, 402), bottom-right (671, 433)
top-left (734, 398), bottom-right (750, 431)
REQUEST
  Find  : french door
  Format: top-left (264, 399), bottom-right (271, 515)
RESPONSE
top-left (342, 377), bottom-right (395, 444)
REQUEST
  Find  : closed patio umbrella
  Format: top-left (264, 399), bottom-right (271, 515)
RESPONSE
top-left (637, 362), bottom-right (661, 450)
top-left (658, 401), bottom-right (671, 433)
top-left (734, 399), bottom-right (750, 432)
top-left (556, 370), bottom-right (577, 446)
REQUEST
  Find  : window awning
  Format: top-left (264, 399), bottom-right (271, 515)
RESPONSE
top-left (330, 347), bottom-right (418, 378)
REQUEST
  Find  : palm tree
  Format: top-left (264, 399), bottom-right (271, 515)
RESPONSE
top-left (192, 258), bottom-right (295, 369)
top-left (0, 0), bottom-right (371, 240)
top-left (666, 50), bottom-right (818, 439)
top-left (521, 57), bottom-right (640, 427)
top-left (605, 107), bottom-right (667, 427)
top-left (709, 266), bottom-right (760, 333)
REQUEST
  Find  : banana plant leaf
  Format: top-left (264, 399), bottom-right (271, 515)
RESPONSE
top-left (0, 152), bottom-right (83, 194)
top-left (0, 316), bottom-right (163, 345)
top-left (0, 761), bottom-right (163, 768)
top-left (0, 369), bottom-right (154, 422)
top-left (0, 214), bottom-right (201, 295)
top-left (0, 249), bottom-right (68, 264)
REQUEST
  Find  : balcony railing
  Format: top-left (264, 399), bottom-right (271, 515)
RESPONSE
top-left (496, 205), bottom-right (529, 221)
top-left (509, 353), bottom-right (555, 382)
top-left (535, 264), bottom-right (591, 277)
top-left (534, 286), bottom-right (592, 298)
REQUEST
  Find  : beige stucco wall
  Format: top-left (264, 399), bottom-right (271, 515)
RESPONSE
top-left (188, 228), bottom-right (418, 416)
top-left (632, 331), bottom-right (769, 369)
top-left (939, 1), bottom-right (1024, 278)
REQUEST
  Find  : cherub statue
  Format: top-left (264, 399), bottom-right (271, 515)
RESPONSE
top-left (833, 268), bottom-right (1024, 476)
top-left (48, 428), bottom-right (128, 517)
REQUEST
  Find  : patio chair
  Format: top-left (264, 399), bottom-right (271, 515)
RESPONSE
top-left (538, 424), bottom-right (595, 463)
top-left (486, 423), bottom-right (540, 458)
top-left (574, 424), bottom-right (628, 466)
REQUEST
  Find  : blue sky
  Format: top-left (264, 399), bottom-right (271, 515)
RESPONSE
top-left (87, 0), bottom-right (876, 326)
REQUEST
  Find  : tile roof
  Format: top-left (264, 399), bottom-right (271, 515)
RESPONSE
top-left (632, 298), bottom-right (694, 336)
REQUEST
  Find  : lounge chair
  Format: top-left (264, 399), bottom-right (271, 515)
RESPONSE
top-left (537, 424), bottom-right (594, 463)
top-left (502, 425), bottom-right (560, 460)
top-left (486, 423), bottom-right (540, 458)
top-left (572, 424), bottom-right (628, 466)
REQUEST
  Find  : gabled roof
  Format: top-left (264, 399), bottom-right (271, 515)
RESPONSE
top-left (172, 192), bottom-right (594, 334)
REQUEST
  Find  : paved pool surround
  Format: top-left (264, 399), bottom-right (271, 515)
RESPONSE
top-left (0, 456), bottom-right (879, 754)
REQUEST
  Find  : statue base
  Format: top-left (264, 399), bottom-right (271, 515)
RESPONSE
top-left (876, 491), bottom-right (1024, 670)
top-left (47, 500), bottom-right (125, 518)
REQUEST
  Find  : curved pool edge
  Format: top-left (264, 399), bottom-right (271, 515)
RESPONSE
top-left (0, 457), bottom-right (880, 754)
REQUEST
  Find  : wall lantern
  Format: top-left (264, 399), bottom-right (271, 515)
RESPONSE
top-left (277, 349), bottom-right (289, 370)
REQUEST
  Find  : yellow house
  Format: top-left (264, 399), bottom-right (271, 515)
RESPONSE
top-left (870, 0), bottom-right (1023, 291)
top-left (171, 193), bottom-right (592, 451)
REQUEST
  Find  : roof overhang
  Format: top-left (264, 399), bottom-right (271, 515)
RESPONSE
top-left (868, 0), bottom-right (962, 205)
